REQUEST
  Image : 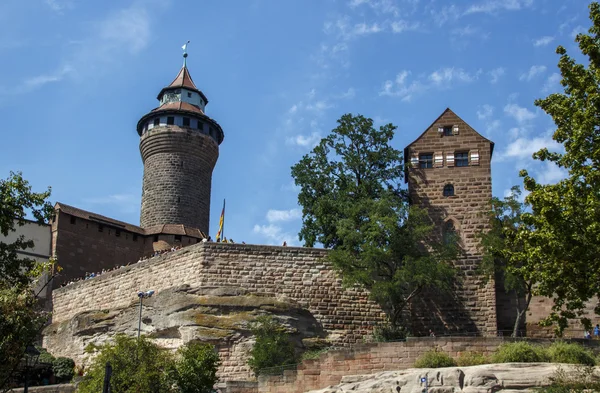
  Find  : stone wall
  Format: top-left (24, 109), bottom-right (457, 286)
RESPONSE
top-left (9, 384), bottom-right (75, 393)
top-left (140, 127), bottom-right (219, 234)
top-left (405, 109), bottom-right (497, 336)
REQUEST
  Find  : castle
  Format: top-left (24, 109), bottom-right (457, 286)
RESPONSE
top-left (38, 52), bottom-right (581, 381)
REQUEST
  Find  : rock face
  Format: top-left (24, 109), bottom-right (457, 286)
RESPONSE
top-left (308, 363), bottom-right (599, 393)
top-left (43, 285), bottom-right (327, 381)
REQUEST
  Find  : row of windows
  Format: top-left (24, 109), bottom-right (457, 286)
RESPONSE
top-left (143, 116), bottom-right (219, 142)
top-left (69, 216), bottom-right (195, 243)
top-left (414, 150), bottom-right (480, 169)
top-left (419, 152), bottom-right (469, 168)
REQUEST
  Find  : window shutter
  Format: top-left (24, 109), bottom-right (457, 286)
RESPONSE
top-left (434, 152), bottom-right (444, 167)
top-left (446, 153), bottom-right (454, 167)
top-left (437, 127), bottom-right (444, 134)
top-left (470, 150), bottom-right (480, 166)
top-left (452, 125), bottom-right (459, 135)
top-left (410, 154), bottom-right (419, 167)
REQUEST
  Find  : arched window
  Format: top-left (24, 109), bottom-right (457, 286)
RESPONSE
top-left (443, 184), bottom-right (454, 197)
top-left (443, 220), bottom-right (457, 245)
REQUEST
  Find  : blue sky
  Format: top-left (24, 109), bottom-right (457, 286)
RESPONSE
top-left (0, 0), bottom-right (590, 245)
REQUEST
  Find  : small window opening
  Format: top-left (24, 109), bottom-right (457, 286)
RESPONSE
top-left (153, 235), bottom-right (159, 242)
top-left (133, 234), bottom-right (138, 242)
top-left (70, 216), bottom-right (76, 224)
top-left (419, 153), bottom-right (433, 169)
top-left (443, 221), bottom-right (457, 245)
top-left (177, 196), bottom-right (181, 203)
top-left (115, 229), bottom-right (121, 237)
top-left (167, 116), bottom-right (175, 125)
top-left (443, 184), bottom-right (455, 197)
top-left (174, 235), bottom-right (182, 242)
top-left (455, 152), bottom-right (469, 167)
top-left (443, 126), bottom-right (453, 136)
top-left (183, 117), bottom-right (190, 127)
top-left (98, 224), bottom-right (104, 232)
top-left (153, 118), bottom-right (160, 126)
top-left (187, 92), bottom-right (192, 98)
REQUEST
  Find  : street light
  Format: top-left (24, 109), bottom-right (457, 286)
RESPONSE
top-left (23, 345), bottom-right (40, 393)
top-left (137, 290), bottom-right (154, 339)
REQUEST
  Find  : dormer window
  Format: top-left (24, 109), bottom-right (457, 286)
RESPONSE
top-left (443, 126), bottom-right (453, 136)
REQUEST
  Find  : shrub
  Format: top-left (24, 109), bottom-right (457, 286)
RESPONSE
top-left (172, 341), bottom-right (220, 393)
top-left (547, 341), bottom-right (595, 366)
top-left (52, 357), bottom-right (75, 382)
top-left (301, 348), bottom-right (328, 361)
top-left (414, 349), bottom-right (457, 368)
top-left (537, 365), bottom-right (600, 393)
top-left (372, 324), bottom-right (409, 342)
top-left (247, 316), bottom-right (297, 376)
top-left (78, 335), bottom-right (174, 393)
top-left (456, 351), bottom-right (489, 366)
top-left (491, 342), bottom-right (549, 363)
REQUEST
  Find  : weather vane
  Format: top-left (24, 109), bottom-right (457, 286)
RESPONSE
top-left (182, 40), bottom-right (190, 66)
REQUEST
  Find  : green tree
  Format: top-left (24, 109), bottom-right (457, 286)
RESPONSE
top-left (171, 342), bottom-right (220, 393)
top-left (518, 1), bottom-right (600, 333)
top-left (478, 186), bottom-right (534, 337)
top-left (291, 114), bottom-right (458, 327)
top-left (78, 335), bottom-right (174, 393)
top-left (0, 171), bottom-right (54, 390)
top-left (247, 316), bottom-right (297, 376)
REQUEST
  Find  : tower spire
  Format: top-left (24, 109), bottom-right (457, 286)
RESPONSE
top-left (182, 40), bottom-right (190, 67)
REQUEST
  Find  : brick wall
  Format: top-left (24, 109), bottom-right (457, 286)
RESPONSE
top-left (406, 109), bottom-right (497, 336)
top-left (140, 127), bottom-right (219, 234)
top-left (51, 242), bottom-right (387, 340)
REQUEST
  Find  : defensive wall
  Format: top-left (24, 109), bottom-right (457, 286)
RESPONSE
top-left (50, 242), bottom-right (387, 340)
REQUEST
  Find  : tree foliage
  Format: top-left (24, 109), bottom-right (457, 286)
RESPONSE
top-left (171, 342), bottom-right (220, 393)
top-left (247, 316), bottom-right (297, 376)
top-left (478, 186), bottom-right (534, 337)
top-left (0, 171), bottom-right (54, 390)
top-left (518, 2), bottom-right (600, 332)
top-left (78, 335), bottom-right (175, 393)
top-left (291, 114), bottom-right (458, 327)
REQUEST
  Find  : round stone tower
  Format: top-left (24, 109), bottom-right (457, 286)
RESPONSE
top-left (136, 55), bottom-right (224, 235)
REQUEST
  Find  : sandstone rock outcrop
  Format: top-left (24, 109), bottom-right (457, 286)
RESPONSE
top-left (43, 284), bottom-right (327, 380)
top-left (308, 363), bottom-right (600, 393)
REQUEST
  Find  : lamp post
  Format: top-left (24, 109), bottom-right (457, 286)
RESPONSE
top-left (23, 345), bottom-right (40, 393)
top-left (137, 290), bottom-right (154, 339)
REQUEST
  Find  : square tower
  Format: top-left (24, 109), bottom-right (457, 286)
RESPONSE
top-left (404, 108), bottom-right (497, 336)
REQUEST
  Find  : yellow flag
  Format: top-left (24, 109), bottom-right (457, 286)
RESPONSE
top-left (215, 199), bottom-right (225, 241)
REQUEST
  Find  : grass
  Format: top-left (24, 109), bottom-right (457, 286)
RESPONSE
top-left (456, 351), bottom-right (489, 366)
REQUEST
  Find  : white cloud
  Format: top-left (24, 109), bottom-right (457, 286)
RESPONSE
top-left (533, 36), bottom-right (554, 47)
top-left (348, 0), bottom-right (400, 15)
top-left (464, 0), bottom-right (534, 15)
top-left (335, 87), bottom-right (356, 99)
top-left (477, 104), bottom-right (494, 120)
top-left (542, 72), bottom-right (561, 93)
top-left (252, 224), bottom-right (296, 246)
top-left (571, 25), bottom-right (587, 38)
top-left (23, 65), bottom-right (73, 91)
top-left (380, 67), bottom-right (480, 101)
top-left (390, 20), bottom-right (420, 33)
top-left (286, 132), bottom-right (322, 148)
top-left (82, 193), bottom-right (139, 214)
top-left (353, 22), bottom-right (384, 36)
top-left (504, 103), bottom-right (537, 123)
top-left (451, 25), bottom-right (478, 37)
top-left (266, 209), bottom-right (302, 223)
top-left (44, 0), bottom-right (73, 13)
top-left (496, 135), bottom-right (560, 161)
top-left (488, 67), bottom-right (505, 84)
top-left (431, 5), bottom-right (460, 26)
top-left (519, 65), bottom-right (547, 81)
top-left (536, 161), bottom-right (568, 185)
top-left (484, 119), bottom-right (501, 135)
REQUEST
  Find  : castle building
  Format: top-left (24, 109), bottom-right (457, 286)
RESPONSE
top-left (50, 55), bottom-right (222, 287)
top-left (404, 108), bottom-right (499, 335)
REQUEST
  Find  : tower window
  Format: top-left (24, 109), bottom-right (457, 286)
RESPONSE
top-left (183, 117), bottom-right (190, 127)
top-left (455, 152), bottom-right (469, 167)
top-left (177, 196), bottom-right (181, 203)
top-left (153, 118), bottom-right (160, 126)
top-left (115, 229), bottom-right (121, 237)
top-left (70, 216), bottom-right (76, 224)
top-left (167, 116), bottom-right (175, 125)
top-left (197, 121), bottom-right (203, 130)
top-left (419, 154), bottom-right (433, 169)
top-left (98, 224), bottom-right (104, 233)
top-left (187, 92), bottom-right (192, 98)
top-left (153, 235), bottom-right (159, 242)
top-left (443, 221), bottom-right (457, 245)
top-left (174, 235), bottom-right (182, 242)
top-left (133, 234), bottom-right (138, 242)
top-left (443, 184), bottom-right (455, 197)
top-left (443, 126), bottom-right (453, 136)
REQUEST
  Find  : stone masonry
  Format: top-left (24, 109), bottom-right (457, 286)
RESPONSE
top-left (405, 108), bottom-right (497, 336)
top-left (140, 126), bottom-right (219, 235)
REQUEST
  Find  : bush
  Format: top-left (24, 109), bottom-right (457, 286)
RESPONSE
top-left (52, 357), bottom-right (75, 382)
top-left (537, 365), bottom-right (600, 393)
top-left (456, 351), bottom-right (489, 366)
top-left (547, 341), bottom-right (595, 366)
top-left (414, 349), bottom-right (457, 368)
top-left (247, 316), bottom-right (297, 376)
top-left (491, 342), bottom-right (549, 363)
top-left (78, 335), bottom-right (174, 393)
top-left (172, 341), bottom-right (220, 393)
top-left (372, 324), bottom-right (409, 342)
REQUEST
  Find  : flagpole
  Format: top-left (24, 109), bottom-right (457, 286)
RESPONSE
top-left (222, 199), bottom-right (226, 241)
